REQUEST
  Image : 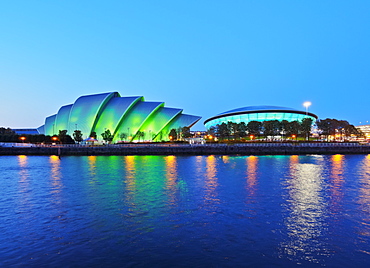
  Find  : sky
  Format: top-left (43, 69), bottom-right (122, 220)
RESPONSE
top-left (1, 0), bottom-right (370, 130)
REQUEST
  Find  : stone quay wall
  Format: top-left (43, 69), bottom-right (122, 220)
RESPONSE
top-left (1, 143), bottom-right (370, 156)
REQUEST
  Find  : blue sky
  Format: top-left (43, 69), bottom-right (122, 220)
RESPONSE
top-left (1, 0), bottom-right (370, 130)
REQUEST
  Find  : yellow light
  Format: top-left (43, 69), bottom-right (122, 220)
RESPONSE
top-left (20, 136), bottom-right (26, 141)
top-left (292, 135), bottom-right (296, 138)
top-left (52, 136), bottom-right (58, 141)
top-left (169, 136), bottom-right (173, 140)
top-left (209, 135), bottom-right (213, 139)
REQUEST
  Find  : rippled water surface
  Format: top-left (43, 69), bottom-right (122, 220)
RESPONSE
top-left (1, 154), bottom-right (370, 267)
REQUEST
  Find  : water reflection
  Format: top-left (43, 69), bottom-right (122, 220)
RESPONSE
top-left (87, 156), bottom-right (97, 176)
top-left (49, 156), bottom-right (63, 197)
top-left (246, 156), bottom-right (258, 197)
top-left (281, 155), bottom-right (328, 263)
top-left (329, 154), bottom-right (345, 212)
top-left (3, 155), bottom-right (370, 266)
top-left (17, 155), bottom-right (30, 203)
top-left (124, 155), bottom-right (137, 209)
top-left (165, 156), bottom-right (178, 205)
top-left (204, 156), bottom-right (219, 206)
top-left (357, 155), bottom-right (370, 254)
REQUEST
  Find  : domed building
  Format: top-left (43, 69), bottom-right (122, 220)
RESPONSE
top-left (204, 105), bottom-right (318, 130)
top-left (39, 92), bottom-right (201, 142)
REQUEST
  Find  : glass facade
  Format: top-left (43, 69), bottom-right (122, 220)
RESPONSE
top-left (205, 108), bottom-right (317, 130)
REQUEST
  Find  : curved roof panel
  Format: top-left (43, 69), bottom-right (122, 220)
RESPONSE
top-left (44, 114), bottom-right (57, 136)
top-left (40, 92), bottom-right (201, 141)
top-left (93, 96), bottom-right (143, 137)
top-left (136, 107), bottom-right (182, 141)
top-left (114, 101), bottom-right (164, 142)
top-left (156, 114), bottom-right (201, 141)
top-left (55, 104), bottom-right (73, 133)
top-left (68, 92), bottom-right (118, 137)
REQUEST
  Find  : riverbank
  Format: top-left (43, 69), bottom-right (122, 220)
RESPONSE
top-left (1, 143), bottom-right (370, 156)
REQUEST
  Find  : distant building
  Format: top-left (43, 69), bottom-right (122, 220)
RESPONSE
top-left (185, 137), bottom-right (206, 144)
top-left (12, 129), bottom-right (40, 135)
top-left (356, 125), bottom-right (370, 139)
top-left (204, 105), bottom-right (318, 130)
top-left (39, 92), bottom-right (201, 142)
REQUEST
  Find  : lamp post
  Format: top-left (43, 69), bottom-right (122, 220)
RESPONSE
top-left (303, 101), bottom-right (312, 115)
top-left (303, 102), bottom-right (312, 141)
top-left (52, 136), bottom-right (61, 158)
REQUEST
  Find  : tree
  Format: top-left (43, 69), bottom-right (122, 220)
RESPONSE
top-left (301, 118), bottom-right (314, 140)
top-left (262, 120), bottom-right (280, 138)
top-left (280, 120), bottom-right (290, 139)
top-left (119, 132), bottom-right (127, 141)
top-left (136, 130), bottom-right (145, 141)
top-left (57, 130), bottom-right (74, 143)
top-left (344, 125), bottom-right (362, 139)
top-left (237, 122), bottom-right (247, 138)
top-left (227, 122), bottom-right (238, 139)
top-left (58, 129), bottom-right (68, 140)
top-left (73, 130), bottom-right (83, 143)
top-left (218, 123), bottom-right (229, 140)
top-left (247, 121), bottom-right (262, 137)
top-left (101, 129), bottom-right (114, 144)
top-left (286, 121), bottom-right (301, 138)
top-left (169, 129), bottom-right (177, 141)
top-left (182, 126), bottom-right (192, 138)
top-left (316, 118), bottom-right (353, 140)
top-left (207, 126), bottom-right (216, 137)
top-left (90, 131), bottom-right (97, 139)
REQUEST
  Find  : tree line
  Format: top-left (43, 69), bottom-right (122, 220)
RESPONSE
top-left (207, 118), bottom-right (362, 141)
top-left (0, 119), bottom-right (363, 144)
top-left (316, 118), bottom-right (362, 140)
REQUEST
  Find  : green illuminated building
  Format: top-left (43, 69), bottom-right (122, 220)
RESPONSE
top-left (39, 92), bottom-right (201, 142)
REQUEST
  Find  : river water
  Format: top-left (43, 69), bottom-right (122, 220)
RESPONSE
top-left (1, 154), bottom-right (370, 267)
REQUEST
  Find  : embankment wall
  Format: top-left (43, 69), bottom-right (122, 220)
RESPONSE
top-left (1, 143), bottom-right (370, 156)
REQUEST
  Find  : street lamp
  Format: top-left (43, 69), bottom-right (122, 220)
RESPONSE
top-left (52, 136), bottom-right (61, 158)
top-left (303, 101), bottom-right (312, 115)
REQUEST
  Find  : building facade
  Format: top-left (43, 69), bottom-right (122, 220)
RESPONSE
top-left (40, 92), bottom-right (201, 142)
top-left (204, 105), bottom-right (318, 130)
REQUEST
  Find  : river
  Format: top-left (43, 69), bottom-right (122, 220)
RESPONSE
top-left (1, 155), bottom-right (370, 267)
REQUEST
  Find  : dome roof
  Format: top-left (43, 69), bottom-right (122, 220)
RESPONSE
top-left (217, 106), bottom-right (299, 116)
top-left (204, 105), bottom-right (318, 126)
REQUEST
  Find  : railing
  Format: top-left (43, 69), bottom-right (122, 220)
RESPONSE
top-left (2, 142), bottom-right (369, 148)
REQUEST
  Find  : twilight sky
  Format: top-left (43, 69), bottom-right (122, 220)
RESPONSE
top-left (1, 1), bottom-right (369, 130)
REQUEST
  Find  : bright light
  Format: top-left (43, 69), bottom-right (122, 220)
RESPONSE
top-left (20, 136), bottom-right (26, 141)
top-left (303, 101), bottom-right (312, 108)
